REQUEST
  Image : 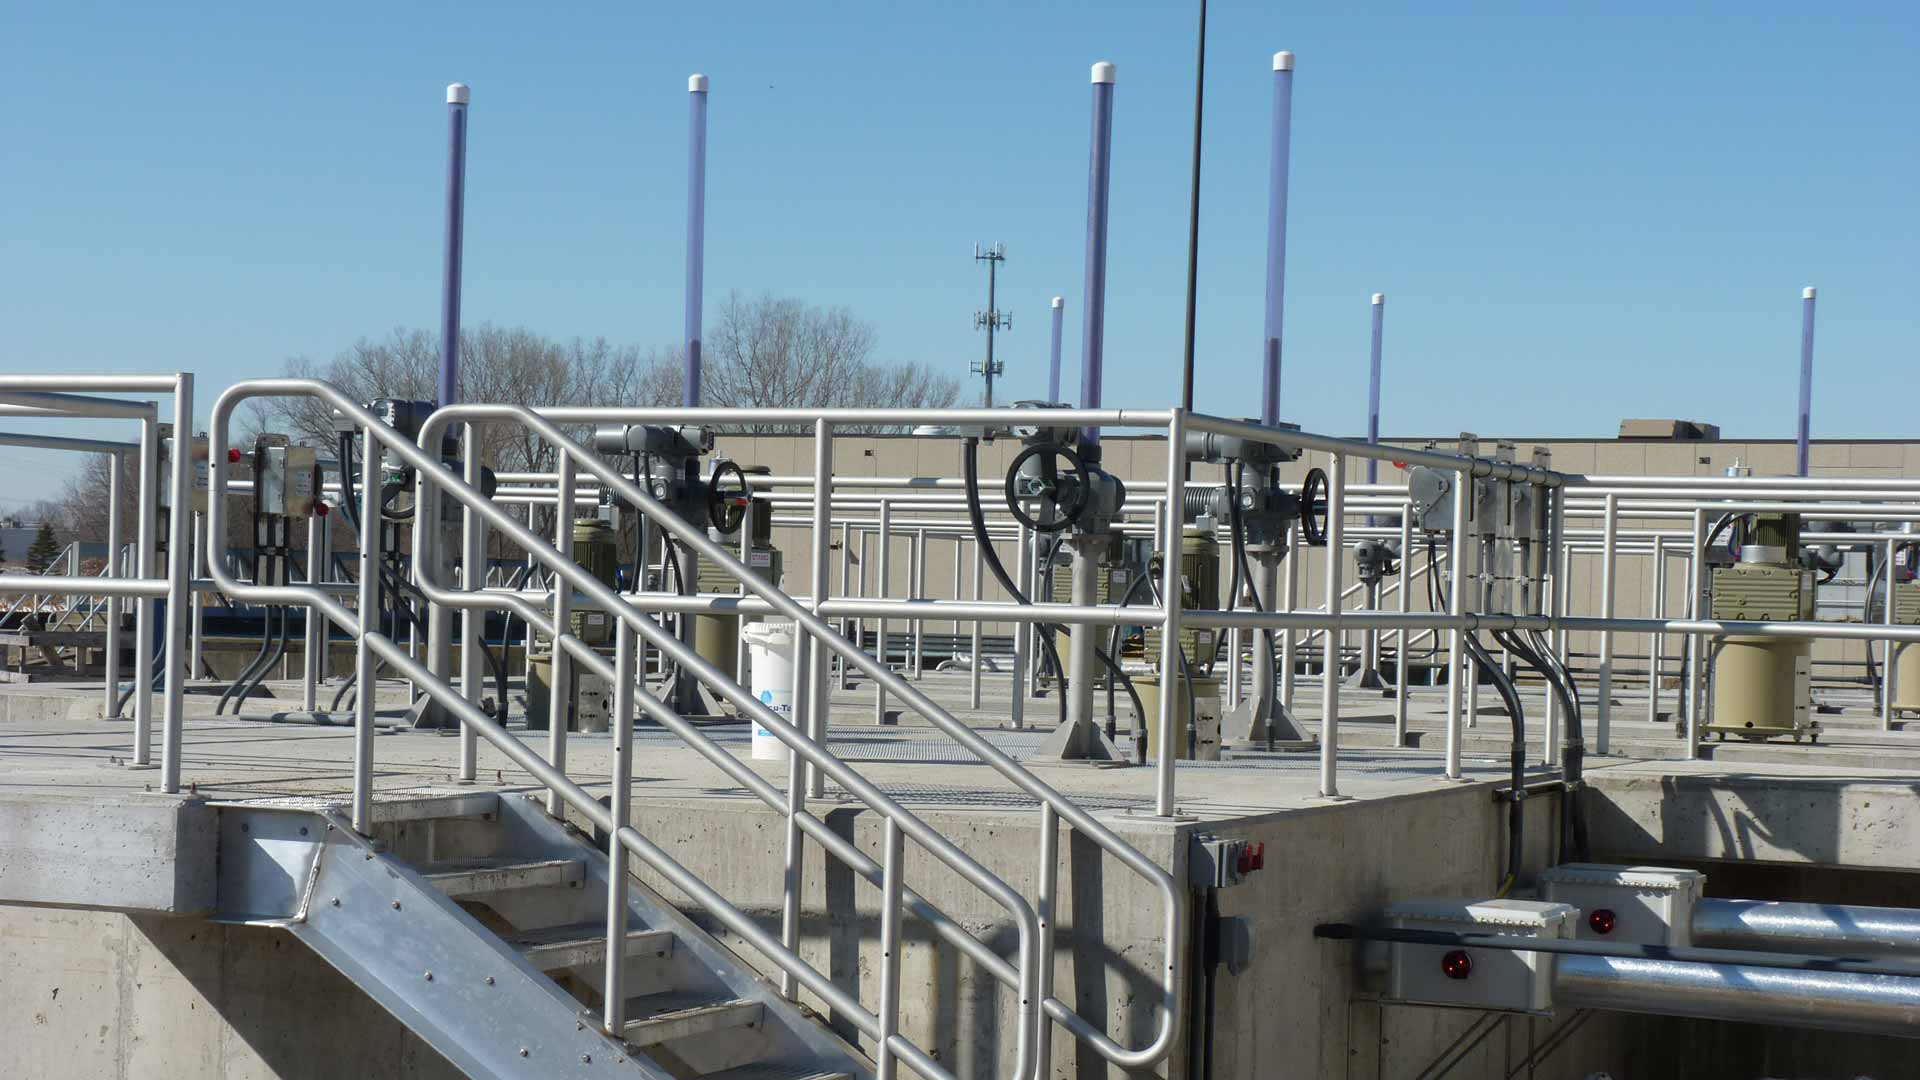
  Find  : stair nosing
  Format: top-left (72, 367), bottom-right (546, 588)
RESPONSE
top-left (620, 994), bottom-right (764, 1046)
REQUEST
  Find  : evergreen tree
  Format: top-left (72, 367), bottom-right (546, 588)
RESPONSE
top-left (25, 522), bottom-right (60, 570)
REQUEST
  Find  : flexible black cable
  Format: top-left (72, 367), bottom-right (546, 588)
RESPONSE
top-left (337, 432), bottom-right (360, 530)
top-left (964, 437), bottom-right (1069, 728)
top-left (1462, 632), bottom-right (1526, 894)
top-left (1495, 627), bottom-right (1589, 862)
top-left (1145, 560), bottom-right (1202, 754)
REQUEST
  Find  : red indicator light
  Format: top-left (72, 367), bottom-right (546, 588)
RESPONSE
top-left (314, 502), bottom-right (329, 518)
top-left (1588, 909), bottom-right (1617, 935)
top-left (1441, 950), bottom-right (1472, 980)
top-left (228, 448), bottom-right (243, 463)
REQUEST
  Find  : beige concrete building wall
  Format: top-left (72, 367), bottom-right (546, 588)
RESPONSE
top-left (711, 433), bottom-right (1911, 681)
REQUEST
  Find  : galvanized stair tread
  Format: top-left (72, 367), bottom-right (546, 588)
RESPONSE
top-left (695, 1065), bottom-right (853, 1080)
top-left (622, 990), bottom-right (766, 1046)
top-left (416, 856), bottom-right (586, 898)
top-left (504, 921), bottom-right (675, 972)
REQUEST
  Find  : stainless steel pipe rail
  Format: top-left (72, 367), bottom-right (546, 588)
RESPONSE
top-left (414, 399), bottom-right (1185, 1076)
top-left (200, 381), bottom-right (1200, 1079)
top-left (1554, 953), bottom-right (1920, 1038)
top-left (1692, 899), bottom-right (1920, 961)
top-left (0, 374), bottom-right (191, 787)
top-left (208, 385), bottom-right (1014, 1080)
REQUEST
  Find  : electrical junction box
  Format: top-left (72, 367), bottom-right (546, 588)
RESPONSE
top-left (1539, 863), bottom-right (1704, 947)
top-left (158, 427), bottom-right (211, 515)
top-left (1385, 898), bottom-right (1573, 1014)
top-left (1406, 466), bottom-right (1458, 533)
top-left (1188, 833), bottom-right (1265, 889)
top-left (259, 445), bottom-right (318, 517)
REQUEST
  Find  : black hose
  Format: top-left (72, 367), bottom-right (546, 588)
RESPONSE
top-left (216, 605), bottom-right (278, 715)
top-left (1145, 562), bottom-right (1202, 755)
top-left (964, 437), bottom-right (1069, 728)
top-left (1462, 632), bottom-right (1526, 895)
top-left (1495, 627), bottom-right (1590, 862)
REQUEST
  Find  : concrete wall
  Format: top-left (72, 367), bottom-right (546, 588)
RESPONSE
top-left (0, 904), bottom-right (460, 1080)
top-left (706, 433), bottom-right (1913, 679)
top-left (608, 784), bottom-right (1628, 1079)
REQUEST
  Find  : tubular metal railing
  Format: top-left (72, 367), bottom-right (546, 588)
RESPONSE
top-left (208, 380), bottom-right (1189, 1080)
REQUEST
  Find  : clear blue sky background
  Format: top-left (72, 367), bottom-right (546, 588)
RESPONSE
top-left (2, 2), bottom-right (1913, 507)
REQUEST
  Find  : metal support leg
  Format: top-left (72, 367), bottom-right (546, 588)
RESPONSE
top-left (1443, 465), bottom-right (1469, 781)
top-left (1597, 492), bottom-right (1618, 754)
top-left (602, 622), bottom-right (634, 1034)
top-left (159, 373), bottom-right (193, 793)
top-left (131, 414), bottom-right (157, 767)
top-left (1319, 453), bottom-right (1345, 799)
top-left (874, 498), bottom-right (891, 724)
top-left (302, 509), bottom-right (324, 711)
top-left (103, 453), bottom-right (123, 719)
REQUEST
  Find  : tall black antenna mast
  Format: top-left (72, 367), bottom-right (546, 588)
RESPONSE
top-left (972, 243), bottom-right (1011, 406)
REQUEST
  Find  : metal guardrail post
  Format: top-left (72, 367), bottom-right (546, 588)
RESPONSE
top-left (1154, 410), bottom-right (1187, 817)
top-left (969, 533), bottom-right (984, 709)
top-left (460, 423), bottom-right (484, 780)
top-left (1319, 451), bottom-right (1345, 799)
top-left (1649, 535), bottom-right (1667, 725)
top-left (1281, 522), bottom-right (1299, 713)
top-left (131, 413), bottom-right (158, 767)
top-left (1884, 537), bottom-right (1898, 730)
top-left (1597, 492), bottom-right (1618, 754)
top-left (1685, 508), bottom-right (1706, 756)
top-left (103, 452), bottom-right (124, 719)
top-left (352, 426), bottom-right (381, 833)
top-left (303, 510), bottom-right (325, 711)
top-left (160, 373), bottom-right (193, 793)
top-left (604, 621), bottom-right (634, 1034)
top-left (1394, 507), bottom-right (1412, 745)
top-left (1443, 463), bottom-right (1469, 780)
top-left (808, 419), bottom-right (832, 790)
top-left (1012, 518), bottom-right (1031, 728)
top-left (548, 453), bottom-right (575, 816)
top-left (873, 497), bottom-right (891, 725)
top-left (876, 817), bottom-right (905, 1080)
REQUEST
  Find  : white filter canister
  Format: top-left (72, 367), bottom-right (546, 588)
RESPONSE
top-left (741, 619), bottom-right (798, 761)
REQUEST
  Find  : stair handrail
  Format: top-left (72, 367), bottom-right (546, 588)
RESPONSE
top-left (202, 380), bottom-right (1172, 1080)
top-left (416, 401), bottom-right (1185, 1075)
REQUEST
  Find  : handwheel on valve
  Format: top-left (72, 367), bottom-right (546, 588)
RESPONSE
top-left (706, 459), bottom-right (752, 535)
top-left (1004, 442), bottom-right (1089, 533)
top-left (1299, 467), bottom-right (1330, 547)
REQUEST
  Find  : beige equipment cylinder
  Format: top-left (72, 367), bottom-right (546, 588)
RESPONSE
top-left (1136, 673), bottom-right (1222, 761)
top-left (1711, 637), bottom-right (1812, 739)
top-left (1894, 644), bottom-right (1920, 714)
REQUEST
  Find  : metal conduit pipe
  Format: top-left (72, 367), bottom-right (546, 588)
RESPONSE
top-left (1692, 899), bottom-right (1920, 961)
top-left (1553, 954), bottom-right (1920, 1038)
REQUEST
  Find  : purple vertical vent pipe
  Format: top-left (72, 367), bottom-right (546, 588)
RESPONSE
top-left (685, 74), bottom-right (710, 409)
top-left (1796, 286), bottom-right (1817, 477)
top-left (439, 83), bottom-right (470, 408)
top-left (1048, 297), bottom-right (1065, 404)
top-left (1078, 62), bottom-right (1116, 447)
top-left (1367, 292), bottom-right (1384, 486)
top-left (1260, 51), bottom-right (1294, 427)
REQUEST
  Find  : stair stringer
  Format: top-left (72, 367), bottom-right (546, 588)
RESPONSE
top-left (215, 804), bottom-right (670, 1080)
top-left (492, 794), bottom-right (877, 1080)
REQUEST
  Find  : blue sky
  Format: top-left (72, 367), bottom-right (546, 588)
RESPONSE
top-left (2, 2), bottom-right (1914, 506)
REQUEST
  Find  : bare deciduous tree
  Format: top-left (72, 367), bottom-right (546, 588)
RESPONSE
top-left (635, 291), bottom-right (961, 431)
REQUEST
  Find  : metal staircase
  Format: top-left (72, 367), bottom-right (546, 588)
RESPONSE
top-left (200, 380), bottom-right (1186, 1080)
top-left (214, 791), bottom-right (866, 1080)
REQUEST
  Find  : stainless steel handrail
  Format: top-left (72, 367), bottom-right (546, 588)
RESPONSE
top-left (415, 400), bottom-right (1187, 1074)
top-left (201, 380), bottom-right (1185, 1080)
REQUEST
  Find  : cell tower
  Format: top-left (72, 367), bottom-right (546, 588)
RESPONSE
top-left (971, 243), bottom-right (1012, 406)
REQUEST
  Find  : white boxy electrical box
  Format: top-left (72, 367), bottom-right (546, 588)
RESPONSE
top-left (1385, 898), bottom-right (1574, 1014)
top-left (1538, 863), bottom-right (1705, 947)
